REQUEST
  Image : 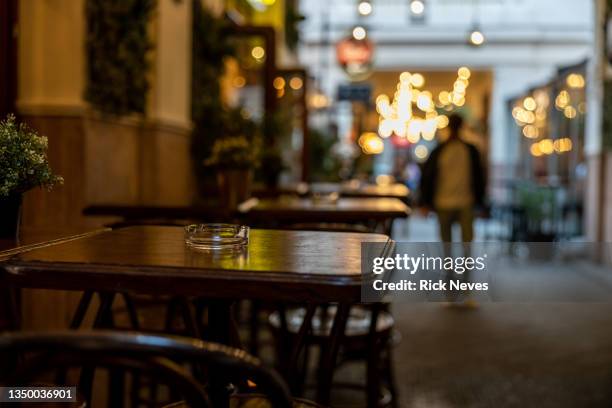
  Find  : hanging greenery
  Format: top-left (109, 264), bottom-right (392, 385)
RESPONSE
top-left (84, 0), bottom-right (155, 116)
top-left (284, 0), bottom-right (305, 51)
top-left (190, 1), bottom-right (238, 191)
top-left (603, 80), bottom-right (612, 149)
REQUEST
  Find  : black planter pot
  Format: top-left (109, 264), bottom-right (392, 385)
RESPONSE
top-left (0, 194), bottom-right (22, 240)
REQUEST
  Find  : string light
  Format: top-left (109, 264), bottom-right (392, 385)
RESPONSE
top-left (523, 97), bottom-right (536, 111)
top-left (435, 67), bottom-right (472, 110)
top-left (414, 145), bottom-right (429, 160)
top-left (566, 73), bottom-right (585, 89)
top-left (563, 105), bottom-right (577, 119)
top-left (522, 125), bottom-right (539, 139)
top-left (251, 46), bottom-right (265, 60)
top-left (410, 73), bottom-right (425, 88)
top-left (358, 132), bottom-right (384, 154)
top-left (530, 138), bottom-right (572, 157)
top-left (233, 76), bottom-right (246, 88)
top-left (410, 0), bottom-right (425, 15)
top-left (358, 0), bottom-right (373, 16)
top-left (376, 72), bottom-right (453, 142)
top-left (352, 26), bottom-right (367, 40)
top-left (555, 90), bottom-right (570, 110)
top-left (458, 67), bottom-right (471, 80)
top-left (469, 30), bottom-right (485, 46)
top-left (553, 138), bottom-right (573, 153)
top-left (289, 76), bottom-right (303, 90)
top-left (273, 77), bottom-right (285, 90)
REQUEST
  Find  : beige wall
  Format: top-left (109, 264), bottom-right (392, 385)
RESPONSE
top-left (16, 0), bottom-right (198, 329)
top-left (149, 0), bottom-right (193, 129)
top-left (17, 0), bottom-right (196, 228)
top-left (17, 0), bottom-right (85, 114)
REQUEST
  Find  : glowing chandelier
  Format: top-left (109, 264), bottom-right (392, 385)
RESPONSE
top-left (375, 70), bottom-right (471, 143)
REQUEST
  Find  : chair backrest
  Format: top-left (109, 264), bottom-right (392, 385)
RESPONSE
top-left (0, 330), bottom-right (293, 408)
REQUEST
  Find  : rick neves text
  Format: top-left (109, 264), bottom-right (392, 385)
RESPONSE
top-left (373, 279), bottom-right (489, 291)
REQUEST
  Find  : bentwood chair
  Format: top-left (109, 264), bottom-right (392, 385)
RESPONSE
top-left (266, 224), bottom-right (399, 408)
top-left (0, 330), bottom-right (309, 408)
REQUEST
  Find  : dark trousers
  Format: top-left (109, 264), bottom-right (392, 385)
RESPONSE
top-left (436, 207), bottom-right (474, 243)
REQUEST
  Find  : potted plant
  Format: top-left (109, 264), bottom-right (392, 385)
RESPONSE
top-left (205, 135), bottom-right (260, 209)
top-left (0, 114), bottom-right (63, 239)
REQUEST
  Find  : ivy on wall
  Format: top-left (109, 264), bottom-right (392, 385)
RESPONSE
top-left (603, 80), bottom-right (612, 149)
top-left (84, 0), bottom-right (155, 116)
top-left (603, 2), bottom-right (612, 149)
top-left (284, 0), bottom-right (304, 51)
top-left (190, 1), bottom-right (236, 191)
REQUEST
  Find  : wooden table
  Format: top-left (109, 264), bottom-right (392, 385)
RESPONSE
top-left (253, 181), bottom-right (410, 202)
top-left (1, 225), bottom-right (392, 404)
top-left (311, 182), bottom-right (410, 200)
top-left (0, 227), bottom-right (109, 260)
top-left (83, 196), bottom-right (411, 234)
top-left (239, 196), bottom-right (410, 234)
top-left (0, 228), bottom-right (109, 331)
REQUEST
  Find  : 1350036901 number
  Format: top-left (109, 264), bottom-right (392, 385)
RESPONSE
top-left (0, 387), bottom-right (77, 403)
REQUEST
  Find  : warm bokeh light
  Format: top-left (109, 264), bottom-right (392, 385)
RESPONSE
top-left (359, 132), bottom-right (384, 154)
top-left (453, 80), bottom-right (467, 93)
top-left (469, 30), bottom-right (485, 46)
top-left (247, 0), bottom-right (276, 10)
top-left (436, 114), bottom-right (449, 129)
top-left (555, 90), bottom-right (570, 109)
top-left (358, 0), bottom-right (373, 16)
top-left (289, 76), bottom-right (303, 90)
top-left (406, 120), bottom-right (421, 143)
top-left (233, 76), bottom-right (246, 88)
top-left (410, 73), bottom-right (425, 88)
top-left (458, 66), bottom-right (471, 80)
top-left (414, 144), bottom-right (429, 160)
top-left (530, 143), bottom-right (542, 157)
top-left (377, 118), bottom-right (393, 138)
top-left (522, 125), bottom-right (539, 139)
top-left (377, 72), bottom-right (455, 142)
top-left (523, 97), bottom-right (536, 111)
top-left (566, 73), bottom-right (585, 89)
top-left (434, 68), bottom-right (472, 109)
top-left (531, 138), bottom-right (572, 156)
top-left (554, 137), bottom-right (573, 153)
top-left (352, 26), bottom-right (367, 40)
top-left (272, 76), bottom-right (285, 90)
top-left (421, 118), bottom-right (437, 140)
top-left (410, 0), bottom-right (425, 15)
top-left (251, 46), bottom-right (265, 60)
top-left (564, 105), bottom-right (577, 119)
top-left (438, 91), bottom-right (450, 105)
top-left (309, 93), bottom-right (329, 109)
top-left (454, 96), bottom-right (466, 107)
top-left (416, 92), bottom-right (433, 112)
top-left (539, 139), bottom-right (554, 155)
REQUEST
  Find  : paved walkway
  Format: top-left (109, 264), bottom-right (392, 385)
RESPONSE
top-left (329, 217), bottom-right (612, 407)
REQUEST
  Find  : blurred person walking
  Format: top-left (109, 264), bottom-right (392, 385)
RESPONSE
top-left (419, 114), bottom-right (485, 243)
top-left (420, 114), bottom-right (485, 307)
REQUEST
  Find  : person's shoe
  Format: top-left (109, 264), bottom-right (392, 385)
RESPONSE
top-left (461, 297), bottom-right (479, 309)
top-left (440, 297), bottom-right (479, 309)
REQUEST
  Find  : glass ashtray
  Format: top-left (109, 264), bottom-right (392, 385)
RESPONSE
top-left (185, 224), bottom-right (249, 250)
